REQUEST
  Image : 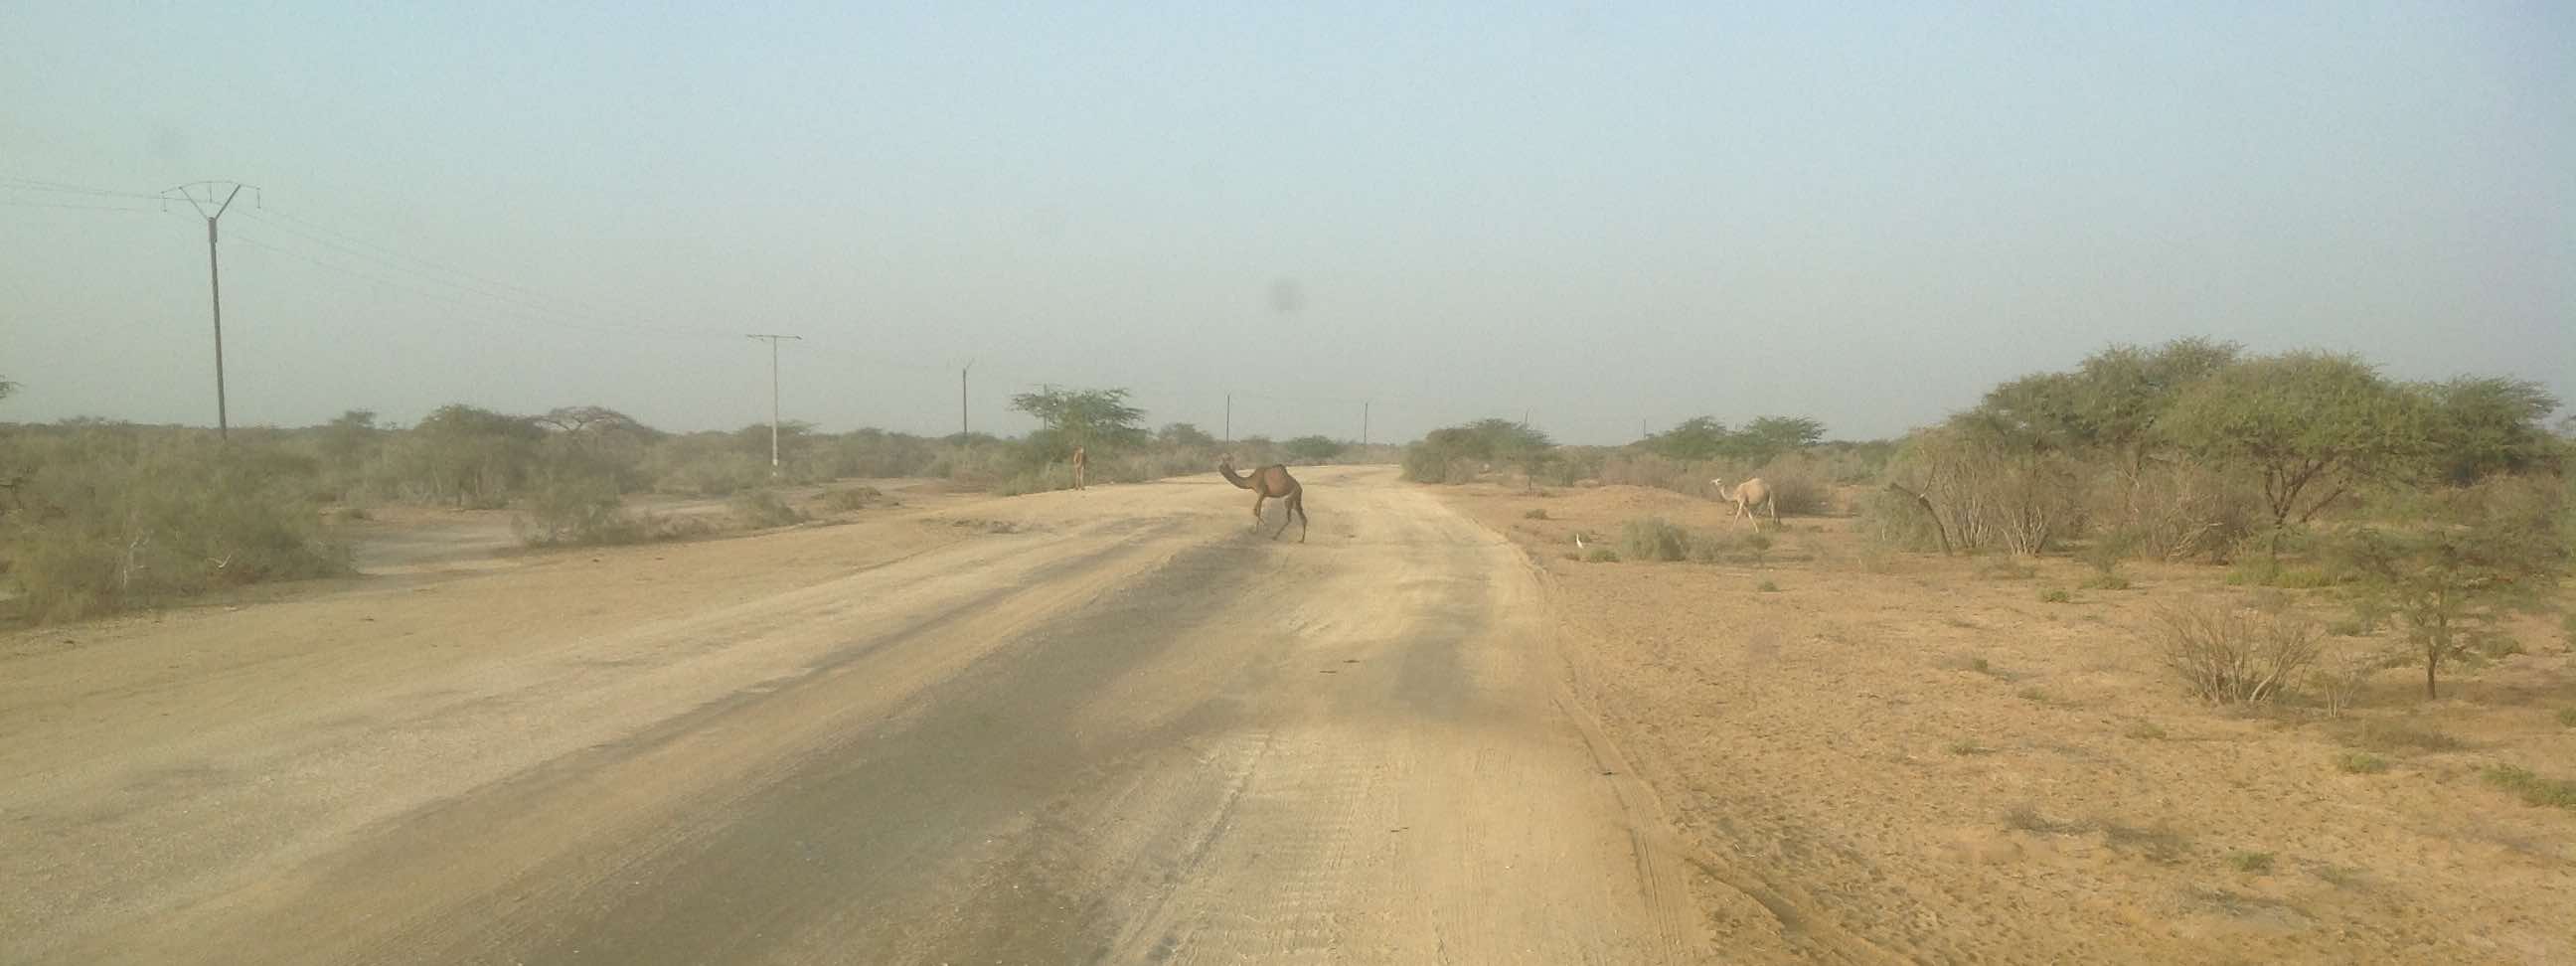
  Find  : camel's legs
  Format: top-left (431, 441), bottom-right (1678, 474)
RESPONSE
top-left (1293, 491), bottom-right (1308, 542)
top-left (1250, 493), bottom-right (1267, 529)
top-left (1272, 489), bottom-right (1304, 541)
top-left (1766, 496), bottom-right (1779, 527)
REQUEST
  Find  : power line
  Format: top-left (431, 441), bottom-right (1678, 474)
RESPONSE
top-left (226, 235), bottom-right (729, 343)
top-left (238, 209), bottom-right (723, 340)
top-left (0, 199), bottom-right (161, 214)
top-left (0, 176), bottom-right (168, 202)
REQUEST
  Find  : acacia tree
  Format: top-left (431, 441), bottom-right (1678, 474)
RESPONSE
top-left (1971, 338), bottom-right (2239, 465)
top-left (2158, 352), bottom-right (2428, 528)
top-left (1643, 417), bottom-right (1730, 460)
top-left (2417, 377), bottom-right (2560, 485)
top-left (1737, 415), bottom-right (1827, 462)
top-left (2334, 482), bottom-right (2564, 699)
top-left (1009, 387), bottom-right (1148, 452)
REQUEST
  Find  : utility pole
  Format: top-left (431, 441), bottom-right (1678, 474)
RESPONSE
top-left (1363, 401), bottom-right (1370, 447)
top-left (163, 182), bottom-right (255, 439)
top-left (959, 360), bottom-right (973, 436)
top-left (1224, 394), bottom-right (1232, 444)
top-left (746, 334), bottom-right (802, 468)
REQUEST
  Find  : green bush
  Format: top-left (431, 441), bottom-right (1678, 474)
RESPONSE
top-left (1583, 547), bottom-right (1620, 563)
top-left (1616, 517), bottom-right (1690, 562)
top-left (516, 467), bottom-right (633, 546)
top-left (4, 434), bottom-right (349, 621)
top-left (728, 489), bottom-right (806, 529)
top-left (813, 486), bottom-right (886, 513)
top-left (2038, 588), bottom-right (2073, 603)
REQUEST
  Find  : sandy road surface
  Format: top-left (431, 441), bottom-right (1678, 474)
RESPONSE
top-left (2, 467), bottom-right (1705, 964)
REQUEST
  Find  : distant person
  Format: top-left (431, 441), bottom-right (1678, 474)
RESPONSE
top-left (1069, 445), bottom-right (1087, 491)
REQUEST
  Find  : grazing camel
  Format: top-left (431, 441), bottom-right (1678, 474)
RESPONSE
top-left (1069, 445), bottom-right (1088, 491)
top-left (1710, 477), bottom-right (1778, 531)
top-left (1216, 455), bottom-right (1307, 542)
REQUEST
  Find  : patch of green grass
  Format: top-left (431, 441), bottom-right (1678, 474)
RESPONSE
top-left (2037, 587), bottom-right (2072, 603)
top-left (1583, 547), bottom-right (1621, 564)
top-left (1522, 507), bottom-right (1548, 520)
top-left (2483, 765), bottom-right (2576, 810)
top-left (1755, 579), bottom-right (1781, 593)
top-left (1947, 740), bottom-right (1997, 756)
top-left (2123, 722), bottom-right (2168, 740)
top-left (2015, 686), bottom-right (2057, 705)
top-left (2077, 573), bottom-right (2132, 591)
top-left (2556, 708), bottom-right (2576, 728)
top-left (2227, 851), bottom-right (2276, 874)
top-left (2334, 751), bottom-right (2389, 774)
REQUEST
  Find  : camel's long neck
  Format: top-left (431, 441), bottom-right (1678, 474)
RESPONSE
top-left (1217, 463), bottom-right (1254, 489)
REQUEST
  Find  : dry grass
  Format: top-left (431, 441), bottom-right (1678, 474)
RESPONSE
top-left (1432, 479), bottom-right (2576, 961)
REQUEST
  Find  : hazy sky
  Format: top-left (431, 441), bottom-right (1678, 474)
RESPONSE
top-left (4, 3), bottom-right (2568, 443)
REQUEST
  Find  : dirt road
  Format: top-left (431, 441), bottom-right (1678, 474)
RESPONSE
top-left (1, 467), bottom-right (1705, 964)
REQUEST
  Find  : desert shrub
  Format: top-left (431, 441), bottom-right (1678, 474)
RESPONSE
top-left (646, 433), bottom-right (774, 497)
top-left (1583, 546), bottom-right (1620, 563)
top-left (4, 434), bottom-right (349, 621)
top-left (2555, 708), bottom-right (2576, 728)
top-left (2227, 851), bottom-right (2277, 874)
top-left (728, 489), bottom-right (805, 529)
top-left (2094, 461), bottom-right (2260, 563)
top-left (1282, 435), bottom-right (1346, 462)
top-left (2039, 588), bottom-right (2073, 603)
top-left (1687, 529), bottom-right (1738, 564)
top-left (994, 462), bottom-right (1075, 497)
top-left (813, 486), bottom-right (886, 513)
top-left (1749, 467), bottom-right (1832, 517)
top-left (1856, 486), bottom-right (1948, 553)
top-left (1404, 418), bottom-right (1552, 485)
top-left (515, 465), bottom-right (634, 546)
top-left (1882, 423), bottom-right (2085, 556)
top-left (2151, 604), bottom-right (2322, 705)
top-left (1617, 517), bottom-right (1690, 563)
top-left (1756, 579), bottom-right (1781, 592)
top-left (1523, 508), bottom-right (1548, 520)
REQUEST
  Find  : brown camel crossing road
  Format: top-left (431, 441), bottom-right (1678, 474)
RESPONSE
top-left (1, 467), bottom-right (1706, 964)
